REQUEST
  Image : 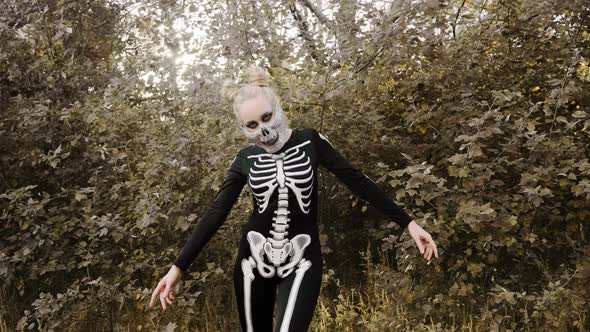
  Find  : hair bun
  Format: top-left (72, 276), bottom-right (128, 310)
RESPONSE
top-left (243, 64), bottom-right (270, 87)
top-left (220, 79), bottom-right (241, 102)
top-left (219, 64), bottom-right (280, 125)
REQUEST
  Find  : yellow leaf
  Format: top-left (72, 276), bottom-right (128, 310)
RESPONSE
top-left (405, 292), bottom-right (414, 303)
top-left (361, 205), bottom-right (367, 213)
top-left (531, 86), bottom-right (540, 92)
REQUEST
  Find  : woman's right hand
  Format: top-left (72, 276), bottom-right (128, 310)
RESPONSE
top-left (149, 264), bottom-right (184, 311)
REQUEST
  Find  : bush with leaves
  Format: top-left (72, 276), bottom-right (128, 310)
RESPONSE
top-left (1, 0), bottom-right (589, 330)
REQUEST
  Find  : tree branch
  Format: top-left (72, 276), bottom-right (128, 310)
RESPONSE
top-left (298, 0), bottom-right (335, 32)
top-left (285, 1), bottom-right (325, 64)
top-left (453, 0), bottom-right (468, 40)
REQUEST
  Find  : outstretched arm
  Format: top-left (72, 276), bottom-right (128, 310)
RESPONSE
top-left (311, 128), bottom-right (413, 229)
top-left (173, 153), bottom-right (247, 272)
top-left (311, 128), bottom-right (439, 261)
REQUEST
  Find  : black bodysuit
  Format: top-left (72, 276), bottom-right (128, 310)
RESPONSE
top-left (174, 128), bottom-right (412, 332)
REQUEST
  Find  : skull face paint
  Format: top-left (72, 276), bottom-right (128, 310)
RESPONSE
top-left (238, 94), bottom-right (293, 154)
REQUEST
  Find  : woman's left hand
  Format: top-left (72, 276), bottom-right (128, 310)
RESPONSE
top-left (407, 221), bottom-right (438, 262)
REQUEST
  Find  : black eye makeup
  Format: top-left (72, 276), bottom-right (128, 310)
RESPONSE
top-left (262, 112), bottom-right (272, 122)
top-left (245, 111), bottom-right (273, 129)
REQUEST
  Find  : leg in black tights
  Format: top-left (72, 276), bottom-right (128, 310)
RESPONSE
top-left (234, 257), bottom-right (278, 332)
top-left (273, 257), bottom-right (323, 332)
top-left (234, 254), bottom-right (323, 332)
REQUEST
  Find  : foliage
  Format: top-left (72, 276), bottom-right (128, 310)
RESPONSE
top-left (1, 0), bottom-right (589, 330)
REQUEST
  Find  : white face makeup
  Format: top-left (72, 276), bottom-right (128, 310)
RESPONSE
top-left (237, 94), bottom-right (292, 154)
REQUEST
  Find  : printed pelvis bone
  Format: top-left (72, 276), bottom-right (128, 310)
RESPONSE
top-left (245, 140), bottom-right (314, 279)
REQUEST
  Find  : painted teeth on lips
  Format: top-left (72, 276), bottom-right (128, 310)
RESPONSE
top-left (263, 134), bottom-right (279, 145)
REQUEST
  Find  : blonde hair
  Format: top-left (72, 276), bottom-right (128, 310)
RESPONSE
top-left (220, 64), bottom-right (282, 126)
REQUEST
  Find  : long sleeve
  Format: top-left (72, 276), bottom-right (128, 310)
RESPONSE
top-left (173, 153), bottom-right (247, 272)
top-left (311, 128), bottom-right (413, 229)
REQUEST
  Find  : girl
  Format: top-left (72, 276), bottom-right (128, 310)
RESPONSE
top-left (149, 65), bottom-right (438, 332)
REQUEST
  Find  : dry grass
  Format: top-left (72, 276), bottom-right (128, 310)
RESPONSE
top-left (1, 262), bottom-right (587, 331)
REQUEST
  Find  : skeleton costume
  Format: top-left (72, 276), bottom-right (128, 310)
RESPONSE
top-left (174, 119), bottom-right (413, 331)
